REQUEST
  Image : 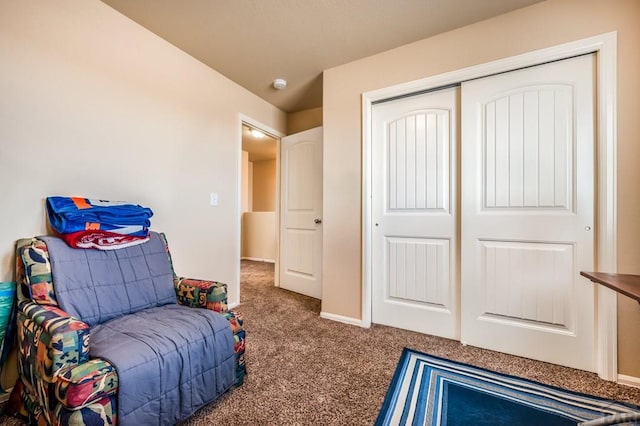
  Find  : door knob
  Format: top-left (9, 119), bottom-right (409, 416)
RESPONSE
top-left (314, 218), bottom-right (322, 224)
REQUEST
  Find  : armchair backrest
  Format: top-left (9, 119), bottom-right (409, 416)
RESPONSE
top-left (17, 232), bottom-right (177, 326)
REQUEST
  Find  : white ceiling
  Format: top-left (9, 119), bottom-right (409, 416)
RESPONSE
top-left (101, 0), bottom-right (545, 113)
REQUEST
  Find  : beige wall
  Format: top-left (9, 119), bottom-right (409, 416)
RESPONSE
top-left (241, 212), bottom-right (276, 261)
top-left (241, 151), bottom-right (252, 213)
top-left (0, 0), bottom-right (286, 307)
top-left (287, 107), bottom-right (323, 135)
top-left (323, 0), bottom-right (640, 377)
top-left (252, 159), bottom-right (276, 211)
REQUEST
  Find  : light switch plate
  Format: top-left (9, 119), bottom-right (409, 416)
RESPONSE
top-left (210, 192), bottom-right (218, 206)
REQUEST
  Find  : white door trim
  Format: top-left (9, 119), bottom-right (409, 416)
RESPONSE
top-left (361, 32), bottom-right (618, 380)
top-left (236, 113), bottom-right (284, 302)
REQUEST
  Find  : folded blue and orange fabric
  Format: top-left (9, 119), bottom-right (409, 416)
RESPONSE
top-left (46, 196), bottom-right (153, 250)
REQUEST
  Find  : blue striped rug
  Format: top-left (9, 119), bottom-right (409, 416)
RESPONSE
top-left (376, 348), bottom-right (640, 426)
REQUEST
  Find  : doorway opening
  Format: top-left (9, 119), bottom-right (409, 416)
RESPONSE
top-left (239, 120), bottom-right (281, 297)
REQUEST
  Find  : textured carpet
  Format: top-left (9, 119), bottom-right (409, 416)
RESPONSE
top-left (376, 348), bottom-right (640, 426)
top-left (2, 260), bottom-right (640, 425)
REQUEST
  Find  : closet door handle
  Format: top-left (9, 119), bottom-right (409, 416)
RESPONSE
top-left (314, 218), bottom-right (322, 224)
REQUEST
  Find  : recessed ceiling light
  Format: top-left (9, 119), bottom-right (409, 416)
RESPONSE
top-left (250, 129), bottom-right (266, 139)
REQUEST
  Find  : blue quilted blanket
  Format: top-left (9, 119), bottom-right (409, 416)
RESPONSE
top-left (91, 305), bottom-right (236, 425)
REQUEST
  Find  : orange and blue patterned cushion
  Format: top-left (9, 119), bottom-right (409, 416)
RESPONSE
top-left (175, 278), bottom-right (229, 312)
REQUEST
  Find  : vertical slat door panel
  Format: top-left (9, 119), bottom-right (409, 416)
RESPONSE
top-left (483, 86), bottom-right (573, 210)
top-left (396, 121), bottom-right (406, 209)
top-left (538, 89), bottom-right (556, 207)
top-left (406, 115), bottom-right (417, 209)
top-left (372, 86), bottom-right (459, 339)
top-left (389, 122), bottom-right (397, 210)
top-left (416, 115), bottom-right (427, 209)
top-left (494, 97), bottom-right (510, 207)
top-left (523, 91), bottom-right (539, 207)
top-left (508, 93), bottom-right (524, 207)
top-left (426, 113), bottom-right (439, 209)
top-left (461, 54), bottom-right (595, 372)
top-left (479, 241), bottom-right (574, 326)
top-left (554, 87), bottom-right (571, 207)
top-left (386, 238), bottom-right (449, 306)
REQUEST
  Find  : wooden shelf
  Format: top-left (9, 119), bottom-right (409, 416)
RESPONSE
top-left (580, 271), bottom-right (640, 304)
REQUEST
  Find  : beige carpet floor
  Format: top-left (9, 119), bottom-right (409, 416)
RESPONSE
top-left (3, 260), bottom-right (640, 425)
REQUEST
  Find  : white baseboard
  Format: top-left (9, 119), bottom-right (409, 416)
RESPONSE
top-left (617, 374), bottom-right (640, 388)
top-left (241, 257), bottom-right (275, 263)
top-left (228, 301), bottom-right (239, 310)
top-left (320, 311), bottom-right (367, 327)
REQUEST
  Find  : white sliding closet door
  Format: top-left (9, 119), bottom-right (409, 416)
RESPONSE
top-left (372, 87), bottom-right (460, 339)
top-left (461, 55), bottom-right (596, 371)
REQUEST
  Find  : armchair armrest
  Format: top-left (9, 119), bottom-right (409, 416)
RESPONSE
top-left (55, 359), bottom-right (118, 409)
top-left (222, 311), bottom-right (246, 385)
top-left (174, 277), bottom-right (228, 313)
top-left (17, 301), bottom-right (90, 383)
top-left (18, 301), bottom-right (117, 411)
top-left (173, 278), bottom-right (247, 384)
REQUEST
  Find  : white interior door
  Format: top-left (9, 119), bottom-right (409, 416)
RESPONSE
top-left (461, 54), bottom-right (596, 371)
top-left (372, 87), bottom-right (460, 339)
top-left (279, 127), bottom-right (323, 299)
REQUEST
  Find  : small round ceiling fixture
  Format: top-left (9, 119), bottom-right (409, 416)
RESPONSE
top-left (273, 78), bottom-right (287, 90)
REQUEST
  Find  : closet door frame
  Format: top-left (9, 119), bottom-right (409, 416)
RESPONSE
top-left (361, 32), bottom-right (618, 381)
